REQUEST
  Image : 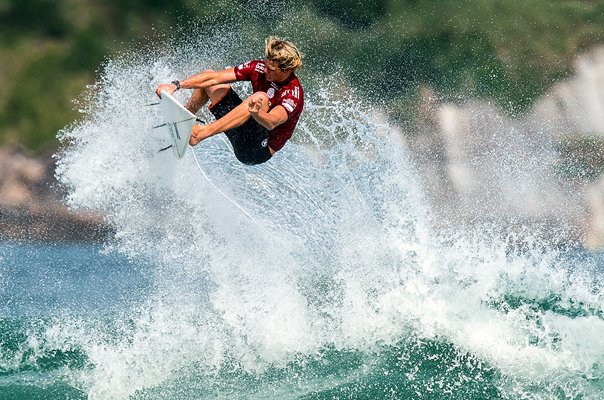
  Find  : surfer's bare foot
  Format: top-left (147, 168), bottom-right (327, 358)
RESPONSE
top-left (189, 124), bottom-right (206, 146)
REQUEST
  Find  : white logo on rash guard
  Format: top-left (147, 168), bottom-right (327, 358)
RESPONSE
top-left (282, 98), bottom-right (296, 113)
top-left (281, 87), bottom-right (300, 99)
top-left (255, 62), bottom-right (265, 73)
top-left (267, 87), bottom-right (275, 98)
top-left (261, 139), bottom-right (268, 147)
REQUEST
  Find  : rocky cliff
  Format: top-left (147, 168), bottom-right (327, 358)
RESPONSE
top-left (407, 47), bottom-right (604, 248)
top-left (0, 146), bottom-right (111, 242)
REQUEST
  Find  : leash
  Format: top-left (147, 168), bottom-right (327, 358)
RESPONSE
top-left (189, 146), bottom-right (258, 225)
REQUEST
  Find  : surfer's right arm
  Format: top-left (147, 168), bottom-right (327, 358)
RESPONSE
top-left (155, 68), bottom-right (236, 97)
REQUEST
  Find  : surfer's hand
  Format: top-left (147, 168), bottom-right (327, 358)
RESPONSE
top-left (248, 97), bottom-right (263, 114)
top-left (155, 83), bottom-right (176, 98)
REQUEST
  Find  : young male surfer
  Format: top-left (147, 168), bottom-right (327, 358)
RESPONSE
top-left (155, 36), bottom-right (304, 165)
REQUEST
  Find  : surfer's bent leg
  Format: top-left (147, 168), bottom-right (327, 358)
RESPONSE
top-left (184, 89), bottom-right (208, 114)
top-left (192, 88), bottom-right (271, 165)
top-left (190, 88), bottom-right (253, 145)
top-left (184, 70), bottom-right (230, 114)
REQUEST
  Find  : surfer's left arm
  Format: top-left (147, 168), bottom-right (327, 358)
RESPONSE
top-left (248, 93), bottom-right (288, 131)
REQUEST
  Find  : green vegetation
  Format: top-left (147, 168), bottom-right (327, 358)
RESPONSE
top-left (1, 0), bottom-right (603, 153)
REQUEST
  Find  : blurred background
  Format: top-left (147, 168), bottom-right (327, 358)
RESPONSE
top-left (1, 0), bottom-right (604, 245)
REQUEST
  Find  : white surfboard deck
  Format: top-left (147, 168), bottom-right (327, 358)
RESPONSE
top-left (153, 90), bottom-right (196, 159)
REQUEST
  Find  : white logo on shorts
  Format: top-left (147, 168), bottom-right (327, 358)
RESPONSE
top-left (261, 139), bottom-right (268, 147)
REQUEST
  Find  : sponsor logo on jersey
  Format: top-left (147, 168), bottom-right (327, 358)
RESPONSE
top-left (282, 98), bottom-right (296, 113)
top-left (267, 87), bottom-right (275, 98)
top-left (281, 86), bottom-right (300, 100)
top-left (255, 62), bottom-right (265, 73)
top-left (238, 61), bottom-right (251, 70)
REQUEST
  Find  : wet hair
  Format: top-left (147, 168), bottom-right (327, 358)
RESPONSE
top-left (264, 36), bottom-right (303, 71)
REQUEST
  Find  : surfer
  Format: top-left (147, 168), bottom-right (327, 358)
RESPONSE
top-left (155, 36), bottom-right (304, 165)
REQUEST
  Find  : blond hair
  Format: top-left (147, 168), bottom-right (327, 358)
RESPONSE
top-left (264, 36), bottom-right (303, 71)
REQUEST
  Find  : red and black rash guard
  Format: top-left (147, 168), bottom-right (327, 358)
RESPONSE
top-left (234, 60), bottom-right (304, 151)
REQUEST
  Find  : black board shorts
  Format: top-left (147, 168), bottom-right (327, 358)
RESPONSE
top-left (209, 88), bottom-right (272, 165)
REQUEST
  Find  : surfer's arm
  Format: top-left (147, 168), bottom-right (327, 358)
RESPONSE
top-left (248, 94), bottom-right (288, 131)
top-left (155, 69), bottom-right (236, 97)
top-left (179, 68), bottom-right (237, 89)
top-left (252, 106), bottom-right (288, 131)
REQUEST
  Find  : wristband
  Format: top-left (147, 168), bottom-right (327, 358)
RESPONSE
top-left (171, 80), bottom-right (181, 90)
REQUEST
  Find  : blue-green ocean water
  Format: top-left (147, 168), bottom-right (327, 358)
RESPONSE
top-left (0, 242), bottom-right (150, 399)
top-left (1, 241), bottom-right (604, 399)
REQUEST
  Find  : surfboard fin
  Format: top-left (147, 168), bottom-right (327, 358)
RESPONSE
top-left (158, 144), bottom-right (173, 153)
top-left (153, 116), bottom-right (195, 130)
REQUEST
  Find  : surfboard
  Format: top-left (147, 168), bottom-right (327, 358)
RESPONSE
top-left (153, 90), bottom-right (197, 159)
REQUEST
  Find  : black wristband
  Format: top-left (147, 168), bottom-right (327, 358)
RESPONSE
top-left (171, 80), bottom-right (181, 90)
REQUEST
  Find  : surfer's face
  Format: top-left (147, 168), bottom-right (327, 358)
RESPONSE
top-left (264, 59), bottom-right (291, 83)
